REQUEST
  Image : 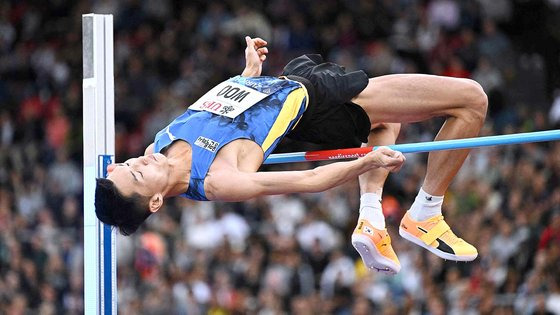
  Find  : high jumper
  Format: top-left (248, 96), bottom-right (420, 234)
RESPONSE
top-left (95, 36), bottom-right (488, 274)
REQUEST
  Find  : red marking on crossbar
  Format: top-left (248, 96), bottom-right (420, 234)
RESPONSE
top-left (304, 147), bottom-right (375, 161)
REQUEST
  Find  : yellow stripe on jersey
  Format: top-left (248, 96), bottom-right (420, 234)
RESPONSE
top-left (261, 86), bottom-right (308, 153)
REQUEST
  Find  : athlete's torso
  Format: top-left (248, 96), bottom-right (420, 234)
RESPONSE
top-left (153, 75), bottom-right (308, 200)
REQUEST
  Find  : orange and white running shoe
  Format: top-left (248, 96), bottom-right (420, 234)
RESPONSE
top-left (351, 219), bottom-right (401, 275)
top-left (399, 211), bottom-right (478, 261)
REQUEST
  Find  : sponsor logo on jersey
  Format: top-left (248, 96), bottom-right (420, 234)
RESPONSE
top-left (194, 136), bottom-right (219, 152)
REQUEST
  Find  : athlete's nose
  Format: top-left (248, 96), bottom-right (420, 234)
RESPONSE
top-left (107, 164), bottom-right (117, 173)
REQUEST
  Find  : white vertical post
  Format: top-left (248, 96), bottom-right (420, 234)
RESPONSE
top-left (82, 14), bottom-right (117, 315)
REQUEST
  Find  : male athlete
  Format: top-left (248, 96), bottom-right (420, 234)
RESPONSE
top-left (96, 36), bottom-right (487, 274)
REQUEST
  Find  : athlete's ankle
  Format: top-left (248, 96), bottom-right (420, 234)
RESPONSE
top-left (359, 193), bottom-right (385, 229)
top-left (409, 187), bottom-right (443, 221)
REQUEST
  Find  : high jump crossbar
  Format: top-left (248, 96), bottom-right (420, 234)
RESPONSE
top-left (82, 14), bottom-right (117, 314)
top-left (264, 129), bottom-right (560, 164)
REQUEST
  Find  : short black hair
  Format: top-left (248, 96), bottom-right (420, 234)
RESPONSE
top-left (95, 178), bottom-right (152, 236)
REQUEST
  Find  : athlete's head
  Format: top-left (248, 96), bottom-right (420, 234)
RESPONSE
top-left (95, 153), bottom-right (169, 235)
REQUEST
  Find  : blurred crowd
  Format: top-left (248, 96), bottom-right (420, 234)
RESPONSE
top-left (1, 0), bottom-right (560, 314)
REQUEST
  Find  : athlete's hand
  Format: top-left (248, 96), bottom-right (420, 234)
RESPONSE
top-left (365, 146), bottom-right (405, 172)
top-left (241, 36), bottom-right (268, 77)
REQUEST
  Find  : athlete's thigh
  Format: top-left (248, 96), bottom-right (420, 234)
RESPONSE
top-left (352, 74), bottom-right (483, 124)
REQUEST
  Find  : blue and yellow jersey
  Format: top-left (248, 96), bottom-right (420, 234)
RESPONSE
top-left (153, 75), bottom-right (308, 201)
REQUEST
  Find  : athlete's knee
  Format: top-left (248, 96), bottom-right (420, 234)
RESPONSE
top-left (459, 79), bottom-right (488, 124)
top-left (463, 79), bottom-right (488, 114)
top-left (371, 122), bottom-right (401, 138)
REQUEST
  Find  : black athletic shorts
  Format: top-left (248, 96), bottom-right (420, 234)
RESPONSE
top-left (282, 54), bottom-right (371, 148)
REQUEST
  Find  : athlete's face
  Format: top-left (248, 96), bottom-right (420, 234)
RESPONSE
top-left (107, 153), bottom-right (169, 199)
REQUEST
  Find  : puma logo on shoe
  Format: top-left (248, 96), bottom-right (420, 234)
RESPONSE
top-left (418, 227), bottom-right (455, 254)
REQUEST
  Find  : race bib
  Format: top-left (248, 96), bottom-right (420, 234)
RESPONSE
top-left (190, 80), bottom-right (270, 118)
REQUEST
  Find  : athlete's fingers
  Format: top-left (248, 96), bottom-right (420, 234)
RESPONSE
top-left (245, 37), bottom-right (259, 62)
top-left (373, 146), bottom-right (394, 157)
top-left (376, 146), bottom-right (404, 161)
top-left (244, 36), bottom-right (268, 66)
top-left (245, 36), bottom-right (259, 52)
top-left (385, 150), bottom-right (404, 163)
top-left (252, 37), bottom-right (268, 47)
top-left (389, 160), bottom-right (404, 172)
top-left (245, 36), bottom-right (268, 51)
top-left (386, 151), bottom-right (405, 172)
top-left (391, 151), bottom-right (405, 162)
top-left (370, 146), bottom-right (405, 172)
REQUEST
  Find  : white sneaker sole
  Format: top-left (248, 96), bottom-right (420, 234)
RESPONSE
top-left (351, 234), bottom-right (400, 275)
top-left (399, 228), bottom-right (477, 261)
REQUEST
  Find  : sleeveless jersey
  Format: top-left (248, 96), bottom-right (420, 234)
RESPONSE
top-left (153, 75), bottom-right (308, 201)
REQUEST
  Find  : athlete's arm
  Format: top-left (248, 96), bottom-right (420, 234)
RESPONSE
top-left (241, 36), bottom-right (268, 77)
top-left (206, 147), bottom-right (405, 201)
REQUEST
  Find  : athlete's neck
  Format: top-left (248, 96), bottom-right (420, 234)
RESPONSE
top-left (163, 140), bottom-right (192, 196)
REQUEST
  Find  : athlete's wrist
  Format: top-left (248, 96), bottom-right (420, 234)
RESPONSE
top-left (241, 65), bottom-right (261, 77)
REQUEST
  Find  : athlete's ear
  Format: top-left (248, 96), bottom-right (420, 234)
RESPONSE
top-left (148, 193), bottom-right (164, 213)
